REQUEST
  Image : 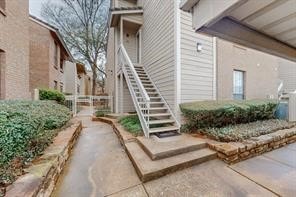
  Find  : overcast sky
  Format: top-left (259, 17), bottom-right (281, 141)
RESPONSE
top-left (29, 0), bottom-right (61, 18)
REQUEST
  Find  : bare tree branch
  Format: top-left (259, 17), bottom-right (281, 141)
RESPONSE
top-left (41, 0), bottom-right (110, 94)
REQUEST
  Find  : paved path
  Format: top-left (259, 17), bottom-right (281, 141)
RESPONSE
top-left (52, 116), bottom-right (296, 197)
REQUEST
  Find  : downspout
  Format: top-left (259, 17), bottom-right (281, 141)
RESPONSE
top-left (174, 0), bottom-right (181, 121)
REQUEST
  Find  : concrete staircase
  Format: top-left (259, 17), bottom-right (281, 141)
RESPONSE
top-left (125, 135), bottom-right (217, 182)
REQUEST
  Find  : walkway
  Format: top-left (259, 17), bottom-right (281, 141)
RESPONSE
top-left (52, 116), bottom-right (296, 197)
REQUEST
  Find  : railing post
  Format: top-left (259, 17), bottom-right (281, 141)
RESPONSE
top-left (34, 89), bottom-right (39, 101)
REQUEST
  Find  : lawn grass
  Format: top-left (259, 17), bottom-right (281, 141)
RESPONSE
top-left (202, 119), bottom-right (296, 142)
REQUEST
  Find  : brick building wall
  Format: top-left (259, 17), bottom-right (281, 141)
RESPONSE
top-left (0, 0), bottom-right (30, 99)
top-left (29, 19), bottom-right (66, 93)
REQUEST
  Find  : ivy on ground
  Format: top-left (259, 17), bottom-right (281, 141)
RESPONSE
top-left (0, 100), bottom-right (71, 186)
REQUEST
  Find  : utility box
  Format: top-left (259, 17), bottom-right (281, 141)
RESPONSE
top-left (275, 101), bottom-right (288, 120)
top-left (289, 93), bottom-right (296, 122)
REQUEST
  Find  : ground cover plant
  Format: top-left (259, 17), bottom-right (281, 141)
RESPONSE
top-left (119, 115), bottom-right (142, 135)
top-left (203, 119), bottom-right (296, 142)
top-left (180, 99), bottom-right (278, 132)
top-left (0, 100), bottom-right (71, 187)
top-left (119, 115), bottom-right (168, 136)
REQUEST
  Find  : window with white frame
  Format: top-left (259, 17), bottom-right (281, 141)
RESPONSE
top-left (233, 70), bottom-right (245, 100)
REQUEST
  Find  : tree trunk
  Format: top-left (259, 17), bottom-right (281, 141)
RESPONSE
top-left (92, 71), bottom-right (97, 95)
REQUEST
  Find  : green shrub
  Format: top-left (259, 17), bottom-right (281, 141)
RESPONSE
top-left (95, 108), bottom-right (111, 117)
top-left (0, 100), bottom-right (71, 184)
top-left (180, 99), bottom-right (278, 131)
top-left (119, 115), bottom-right (142, 135)
top-left (39, 88), bottom-right (65, 103)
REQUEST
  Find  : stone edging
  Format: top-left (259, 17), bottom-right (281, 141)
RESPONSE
top-left (92, 116), bottom-right (136, 146)
top-left (4, 120), bottom-right (82, 197)
top-left (207, 127), bottom-right (296, 164)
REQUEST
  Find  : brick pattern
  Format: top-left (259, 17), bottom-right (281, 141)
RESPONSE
top-left (208, 127), bottom-right (296, 164)
top-left (29, 20), bottom-right (65, 93)
top-left (0, 0), bottom-right (30, 99)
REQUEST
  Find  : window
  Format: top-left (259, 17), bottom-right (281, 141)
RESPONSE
top-left (233, 70), bottom-right (245, 100)
top-left (60, 58), bottom-right (64, 72)
top-left (54, 42), bottom-right (58, 69)
top-left (0, 0), bottom-right (5, 11)
top-left (54, 80), bottom-right (58, 90)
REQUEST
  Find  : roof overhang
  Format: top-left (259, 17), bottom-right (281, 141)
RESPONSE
top-left (180, 0), bottom-right (199, 11)
top-left (180, 0), bottom-right (296, 62)
top-left (29, 15), bottom-right (74, 62)
top-left (109, 8), bottom-right (143, 27)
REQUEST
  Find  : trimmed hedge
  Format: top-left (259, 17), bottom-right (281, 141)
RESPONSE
top-left (0, 101), bottom-right (71, 185)
top-left (39, 88), bottom-right (65, 103)
top-left (180, 99), bottom-right (278, 132)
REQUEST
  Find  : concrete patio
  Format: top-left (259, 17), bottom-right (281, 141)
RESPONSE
top-left (52, 116), bottom-right (296, 197)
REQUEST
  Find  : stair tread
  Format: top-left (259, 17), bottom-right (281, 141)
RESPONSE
top-left (144, 113), bottom-right (171, 117)
top-left (139, 101), bottom-right (164, 104)
top-left (141, 107), bottom-right (167, 110)
top-left (149, 119), bottom-right (175, 124)
top-left (126, 141), bottom-right (216, 182)
top-left (149, 126), bottom-right (179, 133)
top-left (137, 135), bottom-right (207, 160)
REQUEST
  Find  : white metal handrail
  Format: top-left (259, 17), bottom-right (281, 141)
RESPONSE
top-left (118, 44), bottom-right (150, 102)
top-left (118, 44), bottom-right (151, 137)
top-left (142, 66), bottom-right (181, 129)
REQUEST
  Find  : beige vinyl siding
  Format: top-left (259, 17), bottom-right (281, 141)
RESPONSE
top-left (123, 77), bottom-right (135, 112)
top-left (123, 27), bottom-right (137, 63)
top-left (142, 0), bottom-right (176, 111)
top-left (180, 11), bottom-right (215, 103)
top-left (116, 76), bottom-right (135, 113)
top-left (278, 58), bottom-right (296, 93)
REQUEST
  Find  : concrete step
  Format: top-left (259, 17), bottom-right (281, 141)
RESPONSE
top-left (125, 141), bottom-right (217, 182)
top-left (149, 126), bottom-right (179, 133)
top-left (137, 135), bottom-right (207, 160)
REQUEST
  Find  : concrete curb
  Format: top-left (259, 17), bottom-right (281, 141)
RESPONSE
top-left (5, 120), bottom-right (82, 197)
top-left (92, 116), bottom-right (136, 145)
